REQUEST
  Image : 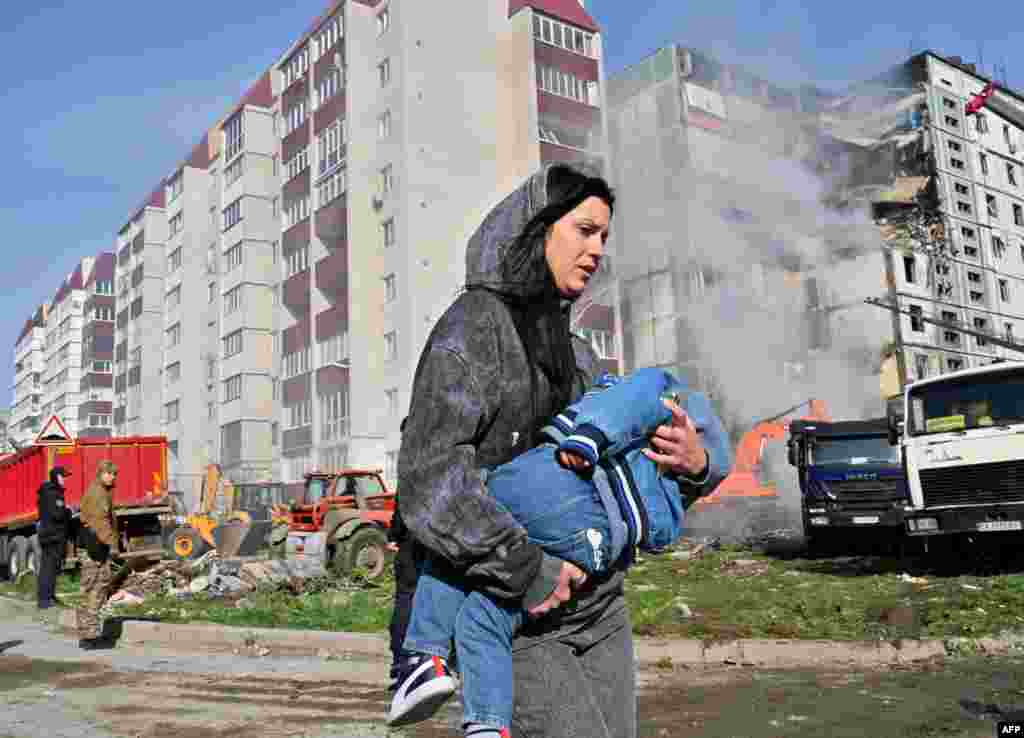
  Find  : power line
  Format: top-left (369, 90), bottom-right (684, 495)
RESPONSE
top-left (893, 290), bottom-right (1024, 323)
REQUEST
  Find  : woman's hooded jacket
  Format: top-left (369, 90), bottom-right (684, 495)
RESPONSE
top-left (397, 163), bottom-right (607, 610)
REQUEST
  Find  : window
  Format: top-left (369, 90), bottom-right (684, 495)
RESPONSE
top-left (167, 173), bottom-right (183, 203)
top-left (974, 317), bottom-right (989, 347)
top-left (313, 14), bottom-right (342, 60)
top-left (320, 331), bottom-right (348, 365)
top-left (532, 13), bottom-right (596, 58)
top-left (944, 116), bottom-right (959, 128)
top-left (1008, 164), bottom-right (1018, 187)
top-left (957, 200), bottom-right (972, 215)
top-left (384, 331), bottom-right (397, 361)
top-left (93, 360), bottom-right (112, 373)
top-left (224, 374), bottom-right (242, 403)
top-left (285, 147), bottom-right (308, 180)
top-left (378, 58), bottom-right (391, 86)
top-left (970, 290), bottom-right (984, 303)
top-left (208, 282), bottom-right (216, 304)
top-left (283, 346), bottom-right (311, 379)
top-left (947, 139), bottom-right (962, 152)
top-left (980, 153), bottom-right (989, 175)
top-left (223, 198), bottom-right (242, 231)
top-left (321, 390), bottom-right (349, 440)
top-left (225, 243), bottom-right (243, 271)
top-left (961, 226), bottom-right (976, 240)
top-left (166, 284), bottom-right (181, 309)
top-left (225, 155), bottom-right (244, 186)
top-left (286, 245), bottom-right (309, 277)
top-left (999, 279), bottom-right (1010, 301)
top-left (315, 67), bottom-right (343, 110)
top-left (385, 388), bottom-right (399, 417)
top-left (582, 328), bottom-right (616, 359)
top-left (377, 7), bottom-right (390, 34)
top-left (167, 323), bottom-right (181, 347)
top-left (223, 329), bottom-right (243, 358)
top-left (943, 97), bottom-right (956, 109)
top-left (316, 168), bottom-right (346, 209)
top-left (909, 305), bottom-right (924, 332)
top-left (947, 358), bottom-right (964, 371)
top-left (954, 182), bottom-right (969, 195)
top-left (380, 164), bottom-right (393, 196)
top-left (1004, 124), bottom-right (1012, 146)
top-left (943, 329), bottom-right (960, 344)
top-left (225, 285), bottom-right (243, 313)
top-left (536, 65), bottom-right (599, 106)
top-left (383, 273), bottom-right (396, 302)
top-left (169, 211), bottom-right (184, 237)
top-left (224, 112), bottom-right (244, 161)
top-left (965, 245), bottom-right (979, 258)
top-left (283, 47), bottom-right (309, 88)
top-left (903, 255), bottom-right (916, 283)
top-left (967, 271), bottom-right (981, 283)
top-left (378, 110), bottom-right (392, 139)
top-left (1015, 204), bottom-right (1024, 227)
top-left (288, 399), bottom-right (312, 428)
top-left (993, 236), bottom-right (1006, 259)
top-left (986, 194), bottom-right (998, 218)
top-left (382, 217), bottom-right (396, 247)
top-left (95, 280), bottom-right (113, 295)
top-left (284, 98), bottom-right (307, 136)
top-left (166, 362), bottom-right (181, 383)
top-left (977, 113), bottom-right (989, 134)
top-left (950, 157), bottom-right (965, 170)
top-left (283, 195), bottom-right (310, 228)
top-left (317, 118), bottom-right (345, 175)
top-left (208, 402), bottom-right (215, 421)
top-left (1008, 323), bottom-right (1016, 341)
top-left (385, 451), bottom-right (398, 486)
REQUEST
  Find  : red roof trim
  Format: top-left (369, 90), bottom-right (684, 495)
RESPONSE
top-left (509, 0), bottom-right (600, 33)
top-left (279, 0), bottom-right (345, 69)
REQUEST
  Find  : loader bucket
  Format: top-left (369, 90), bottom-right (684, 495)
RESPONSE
top-left (212, 520), bottom-right (250, 558)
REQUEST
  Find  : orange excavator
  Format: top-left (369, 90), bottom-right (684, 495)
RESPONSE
top-left (692, 399), bottom-right (831, 508)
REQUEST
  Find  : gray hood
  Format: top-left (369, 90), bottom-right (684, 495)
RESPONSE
top-left (464, 161), bottom-right (603, 296)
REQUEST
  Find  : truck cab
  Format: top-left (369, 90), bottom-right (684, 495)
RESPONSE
top-left (788, 418), bottom-right (907, 548)
top-left (893, 360), bottom-right (1024, 537)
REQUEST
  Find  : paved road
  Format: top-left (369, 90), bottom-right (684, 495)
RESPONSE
top-left (2, 595), bottom-right (1023, 738)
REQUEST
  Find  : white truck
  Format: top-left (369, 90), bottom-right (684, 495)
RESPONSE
top-left (889, 360), bottom-right (1024, 539)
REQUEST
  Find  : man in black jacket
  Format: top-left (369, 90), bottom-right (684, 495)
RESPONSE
top-left (36, 466), bottom-right (72, 609)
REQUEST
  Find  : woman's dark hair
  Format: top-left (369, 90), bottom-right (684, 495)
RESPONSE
top-left (479, 164), bottom-right (615, 445)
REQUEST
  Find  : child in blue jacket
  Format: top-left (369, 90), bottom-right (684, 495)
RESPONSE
top-left (387, 367), bottom-right (732, 734)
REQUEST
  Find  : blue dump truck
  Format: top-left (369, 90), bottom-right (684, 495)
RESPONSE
top-left (787, 417), bottom-right (909, 552)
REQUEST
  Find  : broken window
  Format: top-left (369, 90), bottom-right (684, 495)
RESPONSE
top-left (1014, 204), bottom-right (1024, 226)
top-left (950, 157), bottom-right (965, 170)
top-left (999, 279), bottom-right (1010, 301)
top-left (944, 330), bottom-right (960, 345)
top-left (957, 201), bottom-right (972, 215)
top-left (955, 182), bottom-right (969, 195)
top-left (980, 153), bottom-right (989, 175)
top-left (986, 194), bottom-right (998, 218)
top-left (1005, 124), bottom-right (1012, 146)
top-left (970, 290), bottom-right (984, 303)
top-left (903, 255), bottom-right (917, 283)
top-left (967, 271), bottom-right (982, 283)
top-left (977, 114), bottom-right (989, 134)
top-left (909, 305), bottom-right (924, 332)
top-left (947, 358), bottom-right (964, 371)
top-left (1008, 164), bottom-right (1018, 187)
top-left (993, 236), bottom-right (1006, 259)
top-left (941, 310), bottom-right (958, 324)
top-left (943, 98), bottom-right (956, 109)
top-left (961, 226), bottom-right (976, 240)
top-left (974, 317), bottom-right (989, 347)
top-left (944, 115), bottom-right (959, 128)
top-left (965, 245), bottom-right (979, 258)
top-left (948, 139), bottom-right (962, 152)
top-left (1008, 323), bottom-right (1016, 341)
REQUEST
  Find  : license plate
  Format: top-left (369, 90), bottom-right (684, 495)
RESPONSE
top-left (977, 520), bottom-right (1023, 532)
top-left (853, 516), bottom-right (880, 524)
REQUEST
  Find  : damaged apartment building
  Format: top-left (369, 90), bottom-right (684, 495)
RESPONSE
top-left (817, 51), bottom-right (1024, 395)
top-left (606, 45), bottom-right (890, 426)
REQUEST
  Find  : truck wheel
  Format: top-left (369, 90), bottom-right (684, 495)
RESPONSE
top-left (9, 536), bottom-right (28, 579)
top-left (0, 536), bottom-right (8, 581)
top-left (26, 535), bottom-right (40, 575)
top-left (170, 527), bottom-right (208, 561)
top-left (334, 527), bottom-right (389, 580)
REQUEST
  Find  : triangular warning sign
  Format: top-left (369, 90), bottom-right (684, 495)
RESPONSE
top-left (35, 415), bottom-right (73, 446)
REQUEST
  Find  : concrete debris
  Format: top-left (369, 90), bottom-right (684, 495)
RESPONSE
top-left (720, 558), bottom-right (770, 577)
top-left (961, 583), bottom-right (982, 591)
top-left (897, 573), bottom-right (928, 585)
top-left (189, 576), bottom-right (210, 594)
top-left (108, 591), bottom-right (145, 607)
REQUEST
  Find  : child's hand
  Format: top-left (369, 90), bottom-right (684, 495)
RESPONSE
top-left (558, 450), bottom-right (592, 471)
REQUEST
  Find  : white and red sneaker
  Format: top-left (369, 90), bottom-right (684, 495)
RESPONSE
top-left (387, 653), bottom-right (458, 727)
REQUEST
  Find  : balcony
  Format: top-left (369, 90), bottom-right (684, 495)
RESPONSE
top-left (315, 250), bottom-right (348, 300)
top-left (282, 425), bottom-right (313, 453)
top-left (283, 269), bottom-right (311, 312)
top-left (314, 194), bottom-right (347, 251)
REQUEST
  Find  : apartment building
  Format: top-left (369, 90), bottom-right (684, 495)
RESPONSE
top-left (823, 52), bottom-right (1024, 386)
top-left (273, 0), bottom-right (612, 483)
top-left (0, 408), bottom-right (9, 453)
top-left (78, 253), bottom-right (116, 438)
top-left (606, 46), bottom-right (832, 384)
top-left (12, 0), bottom-right (613, 496)
top-left (9, 304), bottom-right (47, 447)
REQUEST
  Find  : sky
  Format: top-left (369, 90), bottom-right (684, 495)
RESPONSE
top-left (1, 0), bottom-right (1022, 402)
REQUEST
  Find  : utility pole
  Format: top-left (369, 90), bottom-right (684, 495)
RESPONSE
top-left (881, 249), bottom-right (909, 389)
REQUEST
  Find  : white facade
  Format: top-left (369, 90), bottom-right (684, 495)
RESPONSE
top-left (9, 313), bottom-right (47, 447)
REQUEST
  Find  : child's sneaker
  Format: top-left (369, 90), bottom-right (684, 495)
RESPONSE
top-left (387, 653), bottom-right (457, 727)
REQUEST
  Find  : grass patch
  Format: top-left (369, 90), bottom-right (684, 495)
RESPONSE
top-left (624, 546), bottom-right (1024, 641)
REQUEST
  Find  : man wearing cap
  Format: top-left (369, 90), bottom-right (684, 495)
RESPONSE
top-left (36, 466), bottom-right (72, 609)
top-left (77, 460), bottom-right (119, 650)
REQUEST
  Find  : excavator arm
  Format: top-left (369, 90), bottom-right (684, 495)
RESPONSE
top-left (966, 82), bottom-right (1024, 133)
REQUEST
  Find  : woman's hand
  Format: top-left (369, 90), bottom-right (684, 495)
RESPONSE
top-left (642, 398), bottom-right (708, 478)
top-left (527, 561), bottom-right (587, 618)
